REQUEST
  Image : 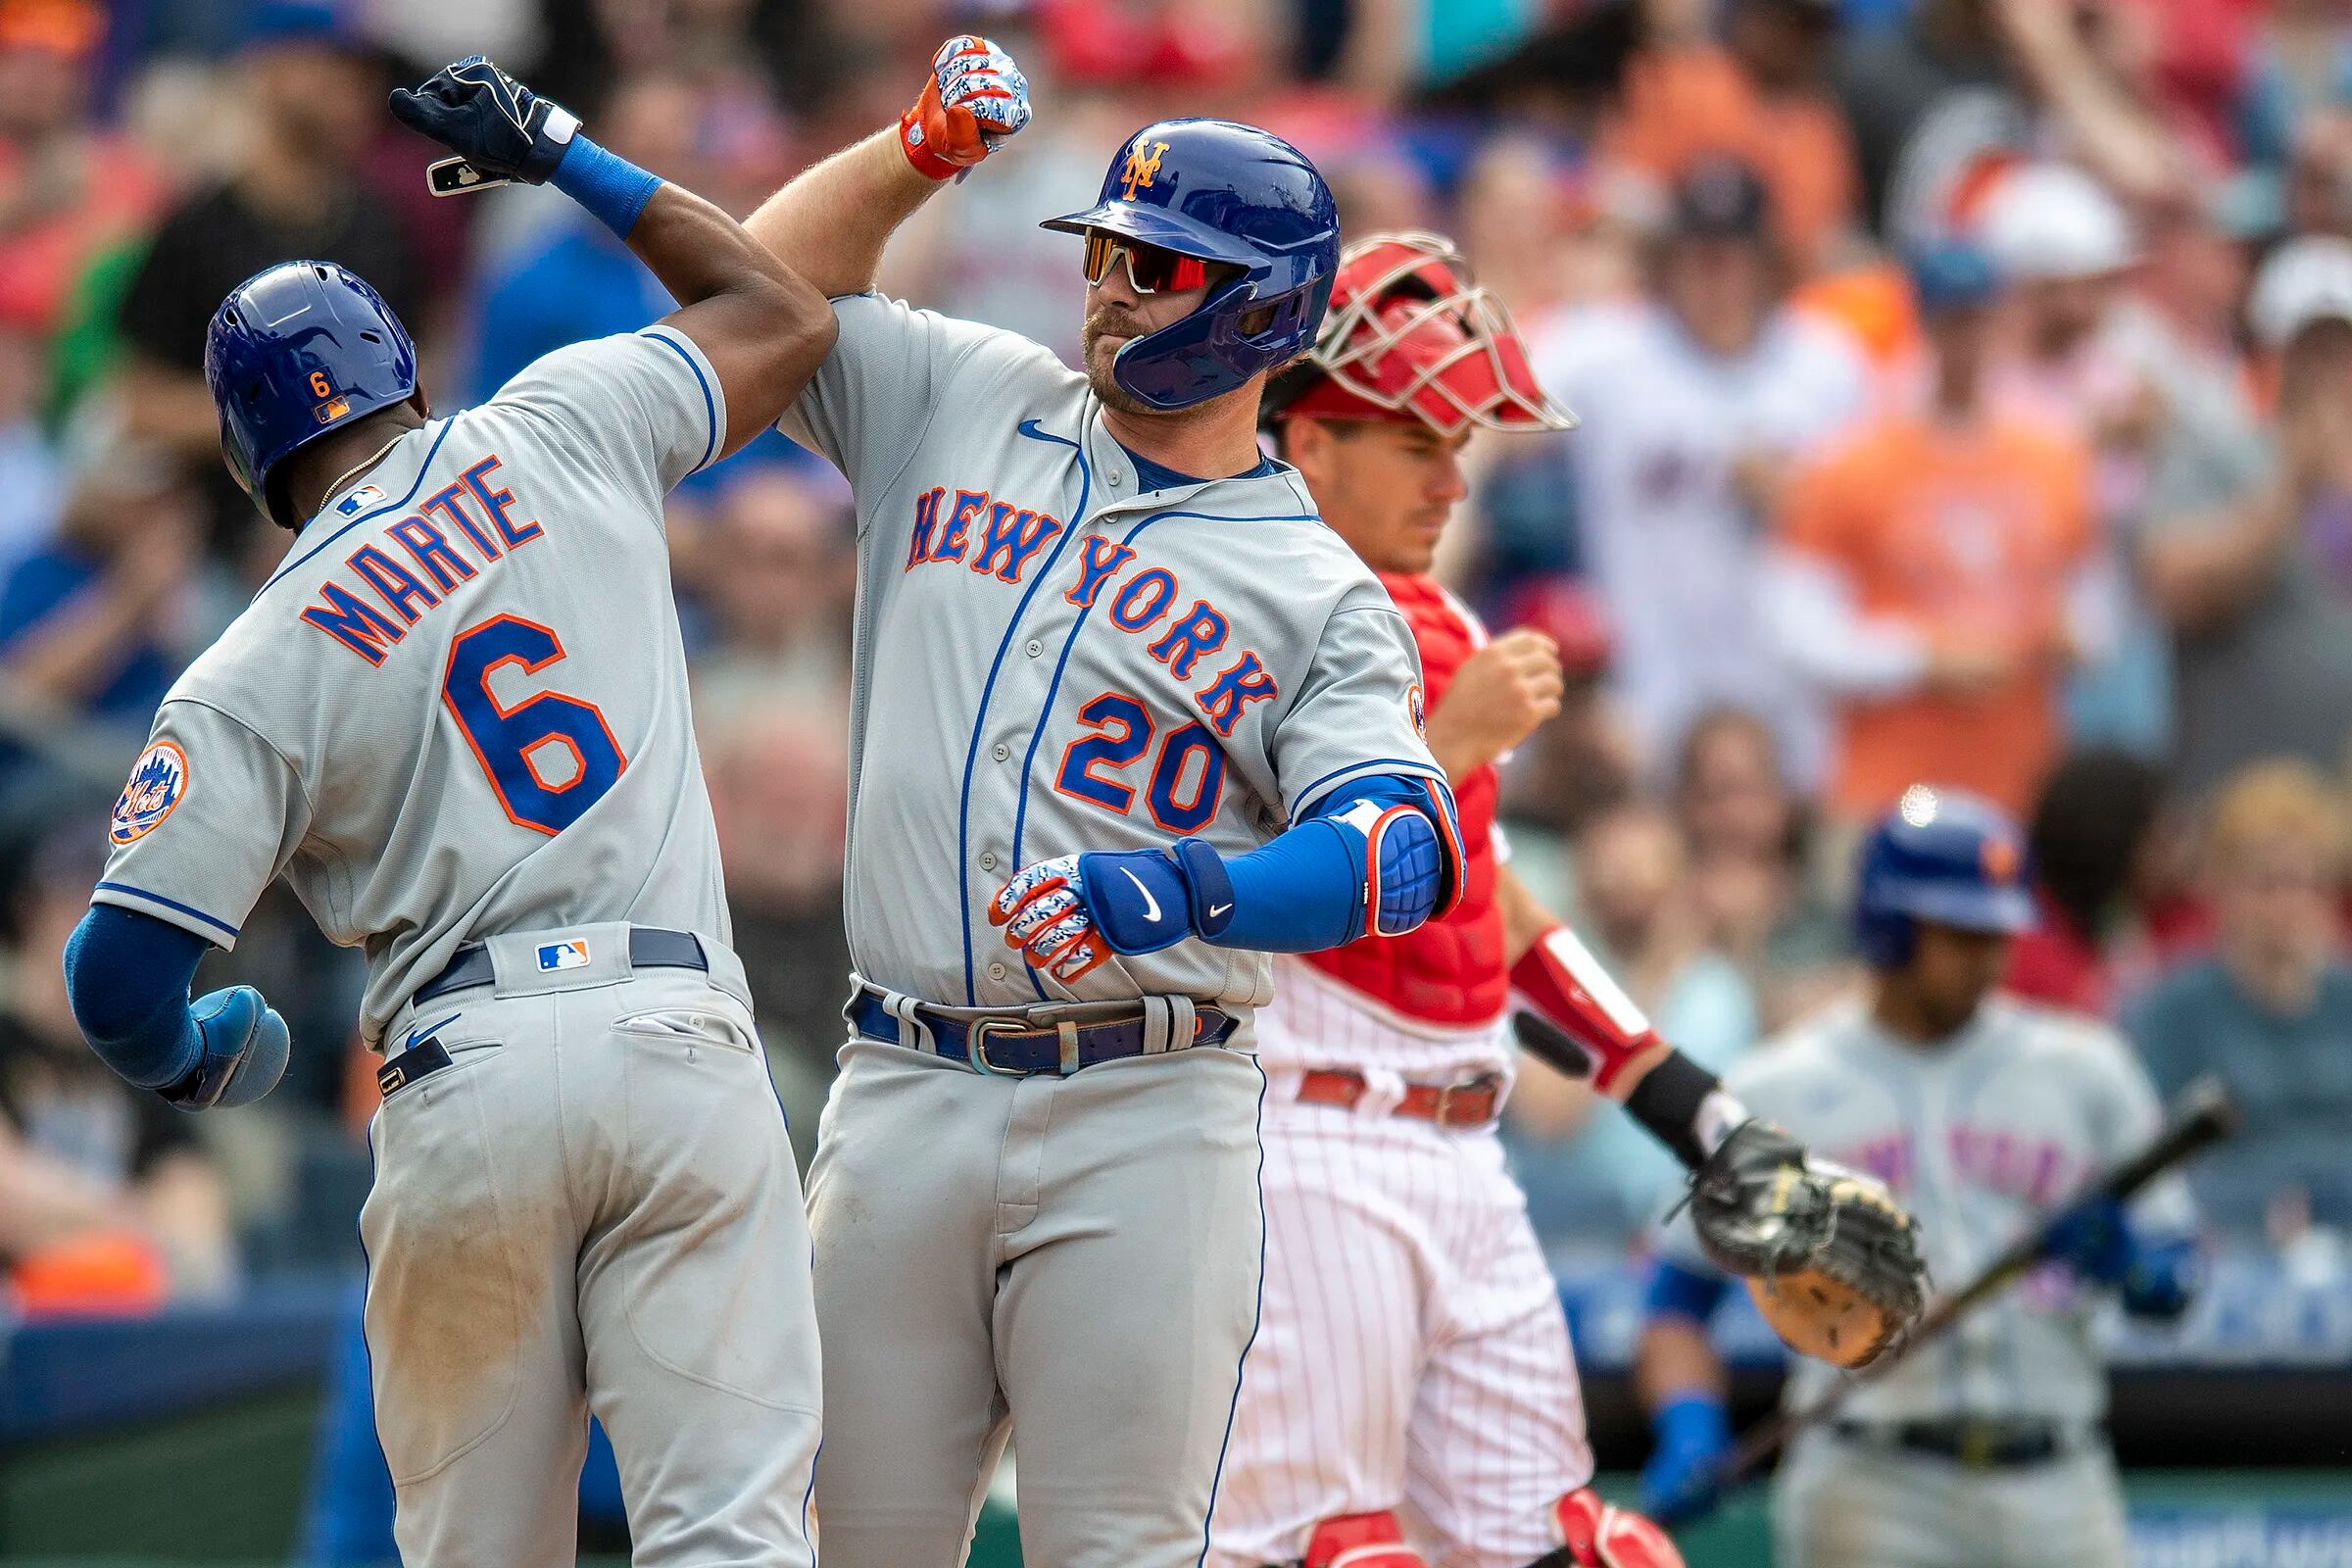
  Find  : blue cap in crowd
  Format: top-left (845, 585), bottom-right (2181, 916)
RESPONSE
top-left (1904, 239), bottom-right (2004, 318)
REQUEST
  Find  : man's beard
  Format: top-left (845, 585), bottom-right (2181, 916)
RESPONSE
top-left (1082, 314), bottom-right (1155, 416)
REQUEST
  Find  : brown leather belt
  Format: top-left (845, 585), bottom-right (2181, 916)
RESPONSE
top-left (1295, 1068), bottom-right (1504, 1127)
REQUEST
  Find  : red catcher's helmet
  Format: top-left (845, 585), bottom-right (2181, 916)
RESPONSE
top-left (1264, 230), bottom-right (1577, 437)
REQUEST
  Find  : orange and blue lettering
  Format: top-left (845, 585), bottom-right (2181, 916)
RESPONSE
top-left (463, 456), bottom-right (541, 548)
top-left (906, 486), bottom-right (946, 570)
top-left (1198, 651), bottom-right (1279, 735)
top-left (1108, 567), bottom-right (1177, 632)
top-left (1064, 536), bottom-right (1135, 607)
top-left (1054, 692), bottom-right (1153, 812)
top-left (389, 515), bottom-right (477, 590)
top-left (970, 503), bottom-right (1064, 583)
top-left (930, 489), bottom-right (987, 564)
top-left (1148, 600), bottom-right (1228, 680)
top-left (1145, 721), bottom-right (1224, 833)
top-left (422, 480), bottom-right (501, 560)
top-left (350, 544), bottom-right (439, 623)
top-left (301, 582), bottom-right (406, 664)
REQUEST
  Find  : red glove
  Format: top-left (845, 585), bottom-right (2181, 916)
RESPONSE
top-left (1509, 925), bottom-right (1661, 1093)
top-left (1555, 1490), bottom-right (1685, 1568)
top-left (899, 35), bottom-right (1031, 181)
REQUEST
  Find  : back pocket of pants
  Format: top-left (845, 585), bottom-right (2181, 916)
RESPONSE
top-left (361, 1052), bottom-right (528, 1483)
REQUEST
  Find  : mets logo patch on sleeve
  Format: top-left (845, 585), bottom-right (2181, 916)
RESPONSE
top-left (111, 740), bottom-right (187, 845)
top-left (1406, 682), bottom-right (1426, 737)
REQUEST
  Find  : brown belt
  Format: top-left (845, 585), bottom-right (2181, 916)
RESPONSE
top-left (1295, 1068), bottom-right (1504, 1127)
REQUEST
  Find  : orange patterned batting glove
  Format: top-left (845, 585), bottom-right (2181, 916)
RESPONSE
top-left (900, 35), bottom-right (1031, 181)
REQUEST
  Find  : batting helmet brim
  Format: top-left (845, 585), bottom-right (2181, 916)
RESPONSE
top-left (1040, 203), bottom-right (1270, 269)
top-left (1873, 877), bottom-right (2035, 935)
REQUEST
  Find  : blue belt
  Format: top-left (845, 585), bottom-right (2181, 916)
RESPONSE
top-left (850, 990), bottom-right (1236, 1076)
top-left (412, 927), bottom-right (709, 1006)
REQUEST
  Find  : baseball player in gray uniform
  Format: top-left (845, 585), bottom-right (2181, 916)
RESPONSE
top-left (62, 59), bottom-right (838, 1568)
top-left (1634, 786), bottom-right (2200, 1568)
top-left (742, 36), bottom-right (1464, 1568)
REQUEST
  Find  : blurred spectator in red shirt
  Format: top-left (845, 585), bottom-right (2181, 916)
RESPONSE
top-left (0, 0), bottom-right (165, 334)
top-left (2005, 747), bottom-right (2171, 1015)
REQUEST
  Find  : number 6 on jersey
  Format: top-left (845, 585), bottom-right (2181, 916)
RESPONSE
top-left (441, 614), bottom-right (625, 834)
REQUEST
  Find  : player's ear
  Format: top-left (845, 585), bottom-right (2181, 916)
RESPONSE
top-left (410, 387), bottom-right (434, 418)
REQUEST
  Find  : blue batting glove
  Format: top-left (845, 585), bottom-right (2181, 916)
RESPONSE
top-left (165, 986), bottom-right (290, 1111)
top-left (390, 57), bottom-right (576, 187)
top-left (2040, 1194), bottom-right (2134, 1286)
top-left (1641, 1393), bottom-right (1732, 1525)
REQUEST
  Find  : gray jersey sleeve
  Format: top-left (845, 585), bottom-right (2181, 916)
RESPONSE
top-left (90, 700), bottom-right (312, 950)
top-left (1273, 589), bottom-right (1445, 820)
top-left (777, 293), bottom-right (1036, 509)
top-left (488, 326), bottom-right (726, 516)
top-left (2062, 1018), bottom-right (2199, 1236)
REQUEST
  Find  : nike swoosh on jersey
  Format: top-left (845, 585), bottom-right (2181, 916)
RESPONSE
top-left (1207, 903), bottom-right (1232, 918)
top-left (1120, 866), bottom-right (1162, 922)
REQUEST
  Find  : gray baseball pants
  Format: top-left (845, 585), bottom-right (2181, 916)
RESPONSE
top-left (363, 932), bottom-right (821, 1568)
top-left (1774, 1428), bottom-right (2129, 1568)
top-left (806, 1029), bottom-right (1267, 1568)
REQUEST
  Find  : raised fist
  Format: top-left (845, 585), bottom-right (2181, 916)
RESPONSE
top-left (900, 35), bottom-right (1030, 181)
top-left (391, 57), bottom-right (576, 191)
top-left (1423, 628), bottom-right (1564, 777)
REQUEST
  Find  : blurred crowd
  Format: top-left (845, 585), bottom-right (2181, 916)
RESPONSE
top-left (0, 0), bottom-right (2349, 1319)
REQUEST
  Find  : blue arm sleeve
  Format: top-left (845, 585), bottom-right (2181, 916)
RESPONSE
top-left (64, 904), bottom-right (208, 1091)
top-left (1211, 773), bottom-right (1454, 954)
top-left (1643, 1257), bottom-right (1733, 1323)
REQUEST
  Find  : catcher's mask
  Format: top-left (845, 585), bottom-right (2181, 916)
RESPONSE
top-left (1262, 231), bottom-right (1577, 438)
top-left (1043, 118), bottom-right (1340, 413)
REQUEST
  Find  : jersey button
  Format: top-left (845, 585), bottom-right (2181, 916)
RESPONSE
top-left (992, 742), bottom-right (1010, 761)
top-left (980, 851), bottom-right (1000, 871)
top-left (1107, 469), bottom-right (1124, 488)
top-left (1025, 639), bottom-right (1044, 659)
top-left (988, 961), bottom-right (1009, 982)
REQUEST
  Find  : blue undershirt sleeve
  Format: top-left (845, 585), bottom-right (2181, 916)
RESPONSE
top-left (64, 903), bottom-right (209, 1091)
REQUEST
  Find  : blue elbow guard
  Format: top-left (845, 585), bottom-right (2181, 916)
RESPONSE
top-left (1347, 798), bottom-right (1445, 936)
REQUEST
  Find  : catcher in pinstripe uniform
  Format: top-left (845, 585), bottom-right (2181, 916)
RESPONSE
top-left (1206, 233), bottom-right (1930, 1568)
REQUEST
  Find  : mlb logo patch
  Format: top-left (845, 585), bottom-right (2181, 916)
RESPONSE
top-left (335, 484), bottom-right (385, 517)
top-left (537, 940), bottom-right (591, 972)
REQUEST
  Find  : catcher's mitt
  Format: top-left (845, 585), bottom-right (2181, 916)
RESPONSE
top-left (1689, 1120), bottom-right (1929, 1368)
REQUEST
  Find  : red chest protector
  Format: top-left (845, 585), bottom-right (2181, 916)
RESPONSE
top-left (1302, 573), bottom-right (1508, 1026)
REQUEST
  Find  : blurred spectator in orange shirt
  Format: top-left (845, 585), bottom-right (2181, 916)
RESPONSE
top-left (1765, 241), bottom-right (2105, 821)
top-left (0, 0), bottom-right (164, 334)
top-left (1604, 0), bottom-right (1859, 273)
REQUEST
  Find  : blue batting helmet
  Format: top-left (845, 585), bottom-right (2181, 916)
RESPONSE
top-left (1042, 119), bottom-right (1341, 412)
top-left (1853, 784), bottom-right (2035, 968)
top-left (205, 261), bottom-right (418, 529)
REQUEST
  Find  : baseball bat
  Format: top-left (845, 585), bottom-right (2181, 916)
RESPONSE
top-left (1713, 1073), bottom-right (2240, 1481)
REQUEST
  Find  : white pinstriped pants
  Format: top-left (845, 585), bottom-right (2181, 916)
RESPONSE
top-left (1208, 1093), bottom-right (1594, 1568)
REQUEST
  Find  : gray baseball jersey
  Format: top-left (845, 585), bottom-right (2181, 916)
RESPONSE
top-left (94, 327), bottom-right (731, 1048)
top-left (1664, 995), bottom-right (2195, 1424)
top-left (778, 292), bottom-right (1444, 1012)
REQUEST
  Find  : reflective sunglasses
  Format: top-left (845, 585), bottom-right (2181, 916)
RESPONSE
top-left (1082, 231), bottom-right (1214, 294)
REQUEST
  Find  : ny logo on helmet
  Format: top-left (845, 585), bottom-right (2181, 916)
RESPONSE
top-left (1119, 139), bottom-right (1169, 200)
